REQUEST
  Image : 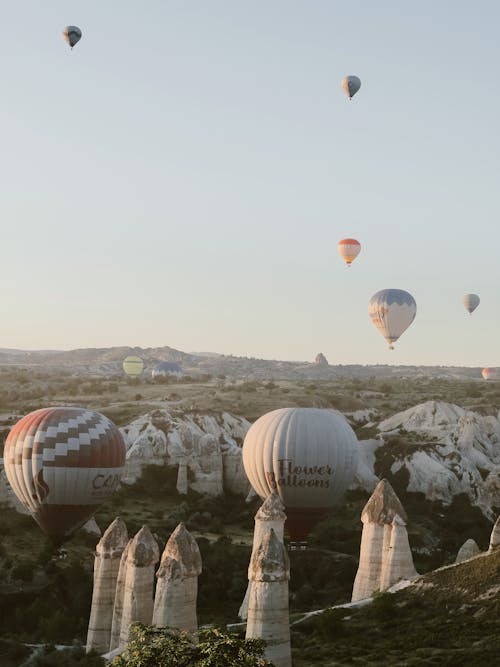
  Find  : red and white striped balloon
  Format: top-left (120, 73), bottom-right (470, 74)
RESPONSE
top-left (338, 238), bottom-right (361, 267)
top-left (4, 407), bottom-right (125, 541)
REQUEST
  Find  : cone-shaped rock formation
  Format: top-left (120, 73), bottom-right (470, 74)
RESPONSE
top-left (455, 538), bottom-right (480, 563)
top-left (246, 528), bottom-right (291, 667)
top-left (352, 479), bottom-right (417, 601)
top-left (489, 516), bottom-right (500, 551)
top-left (152, 523), bottom-right (202, 632)
top-left (118, 526), bottom-right (159, 650)
top-left (86, 518), bottom-right (128, 653)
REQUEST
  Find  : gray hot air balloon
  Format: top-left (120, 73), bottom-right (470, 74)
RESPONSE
top-left (462, 293), bottom-right (480, 315)
top-left (242, 407), bottom-right (357, 542)
top-left (62, 26), bottom-right (82, 49)
top-left (369, 289), bottom-right (417, 350)
top-left (341, 75), bottom-right (361, 99)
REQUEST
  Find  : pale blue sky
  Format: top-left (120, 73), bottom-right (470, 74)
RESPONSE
top-left (1, 1), bottom-right (498, 366)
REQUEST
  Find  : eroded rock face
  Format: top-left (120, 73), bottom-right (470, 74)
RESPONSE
top-left (315, 353), bottom-right (328, 366)
top-left (352, 479), bottom-right (417, 602)
top-left (455, 538), bottom-right (480, 563)
top-left (489, 516), bottom-right (500, 551)
top-left (152, 523), bottom-right (202, 632)
top-left (121, 410), bottom-right (250, 497)
top-left (246, 528), bottom-right (291, 667)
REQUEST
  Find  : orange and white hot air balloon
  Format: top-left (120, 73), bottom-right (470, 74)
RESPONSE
top-left (338, 238), bottom-right (361, 267)
top-left (482, 368), bottom-right (498, 381)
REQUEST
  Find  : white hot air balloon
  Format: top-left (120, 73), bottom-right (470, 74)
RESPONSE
top-left (242, 407), bottom-right (357, 542)
top-left (462, 293), bottom-right (480, 315)
top-left (369, 289), bottom-right (417, 350)
top-left (341, 75), bottom-right (361, 99)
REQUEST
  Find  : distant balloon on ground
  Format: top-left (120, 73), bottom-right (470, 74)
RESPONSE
top-left (338, 238), bottom-right (361, 267)
top-left (62, 26), bottom-right (82, 49)
top-left (122, 355), bottom-right (144, 377)
top-left (341, 75), bottom-right (361, 99)
top-left (462, 293), bottom-right (480, 315)
top-left (152, 361), bottom-right (183, 379)
top-left (242, 407), bottom-right (358, 542)
top-left (3, 407), bottom-right (125, 541)
top-left (369, 289), bottom-right (417, 350)
top-left (482, 368), bottom-right (498, 381)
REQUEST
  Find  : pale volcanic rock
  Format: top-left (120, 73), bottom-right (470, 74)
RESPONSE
top-left (82, 517), bottom-right (102, 537)
top-left (489, 516), bottom-right (500, 551)
top-left (239, 494), bottom-right (286, 620)
top-left (352, 479), bottom-right (417, 601)
top-left (315, 353), bottom-right (329, 366)
top-left (118, 526), bottom-right (160, 650)
top-left (121, 410), bottom-right (250, 497)
top-left (152, 523), bottom-right (202, 632)
top-left (109, 540), bottom-right (130, 652)
top-left (86, 518), bottom-right (128, 654)
top-left (376, 401), bottom-right (500, 517)
top-left (455, 538), bottom-right (480, 563)
top-left (246, 528), bottom-right (291, 667)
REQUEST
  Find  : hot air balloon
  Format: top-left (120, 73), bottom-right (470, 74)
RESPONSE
top-left (122, 355), bottom-right (144, 377)
top-left (369, 289), bottom-right (416, 350)
top-left (341, 75), bottom-right (361, 99)
top-left (242, 407), bottom-right (357, 542)
top-left (3, 407), bottom-right (125, 542)
top-left (462, 293), bottom-right (480, 315)
top-left (482, 368), bottom-right (498, 381)
top-left (338, 238), bottom-right (361, 267)
top-left (62, 26), bottom-right (82, 49)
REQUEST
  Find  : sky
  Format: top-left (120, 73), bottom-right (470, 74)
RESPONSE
top-left (1, 1), bottom-right (499, 366)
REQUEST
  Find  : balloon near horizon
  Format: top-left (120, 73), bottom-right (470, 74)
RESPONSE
top-left (242, 407), bottom-right (357, 543)
top-left (3, 407), bottom-right (126, 543)
top-left (122, 355), bottom-right (145, 377)
top-left (482, 368), bottom-right (498, 381)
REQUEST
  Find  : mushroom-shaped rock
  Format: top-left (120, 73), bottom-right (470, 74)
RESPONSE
top-left (86, 518), bottom-right (128, 654)
top-left (489, 516), bottom-right (500, 551)
top-left (455, 538), bottom-right (480, 563)
top-left (352, 479), bottom-right (416, 601)
top-left (118, 526), bottom-right (159, 650)
top-left (239, 494), bottom-right (286, 620)
top-left (246, 528), bottom-right (291, 667)
top-left (152, 523), bottom-right (202, 631)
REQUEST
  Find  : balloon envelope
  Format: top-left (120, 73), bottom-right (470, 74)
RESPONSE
top-left (4, 407), bottom-right (125, 541)
top-left (341, 75), bottom-right (361, 99)
top-left (482, 368), bottom-right (497, 381)
top-left (62, 26), bottom-right (82, 48)
top-left (152, 361), bottom-right (182, 378)
top-left (123, 355), bottom-right (144, 377)
top-left (462, 293), bottom-right (480, 314)
top-left (338, 238), bottom-right (361, 266)
top-left (242, 407), bottom-right (357, 541)
top-left (369, 289), bottom-right (416, 349)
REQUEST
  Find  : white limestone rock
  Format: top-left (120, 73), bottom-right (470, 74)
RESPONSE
top-left (118, 526), bottom-right (160, 650)
top-left (246, 528), bottom-right (291, 667)
top-left (109, 540), bottom-right (131, 652)
top-left (455, 538), bottom-right (480, 563)
top-left (489, 516), bottom-right (500, 551)
top-left (86, 518), bottom-right (128, 654)
top-left (152, 523), bottom-right (202, 632)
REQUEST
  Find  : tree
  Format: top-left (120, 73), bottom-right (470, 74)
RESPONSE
top-left (112, 624), bottom-right (274, 667)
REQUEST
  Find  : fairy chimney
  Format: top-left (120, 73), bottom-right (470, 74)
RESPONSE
top-left (239, 494), bottom-right (286, 620)
top-left (109, 540), bottom-right (131, 652)
top-left (152, 523), bottom-right (202, 631)
top-left (246, 528), bottom-right (291, 667)
top-left (352, 479), bottom-right (416, 601)
top-left (455, 538), bottom-right (480, 563)
top-left (489, 516), bottom-right (500, 551)
top-left (86, 518), bottom-right (128, 654)
top-left (118, 526), bottom-right (160, 650)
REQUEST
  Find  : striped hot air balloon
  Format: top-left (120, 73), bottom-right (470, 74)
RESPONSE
top-left (242, 408), bottom-right (357, 543)
top-left (62, 26), bottom-right (82, 49)
top-left (369, 289), bottom-right (416, 349)
top-left (462, 293), bottom-right (480, 315)
top-left (482, 368), bottom-right (498, 381)
top-left (338, 238), bottom-right (361, 267)
top-left (122, 355), bottom-right (144, 377)
top-left (3, 407), bottom-right (125, 542)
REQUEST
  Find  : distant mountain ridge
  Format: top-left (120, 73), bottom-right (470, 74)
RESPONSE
top-left (0, 345), bottom-right (493, 380)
